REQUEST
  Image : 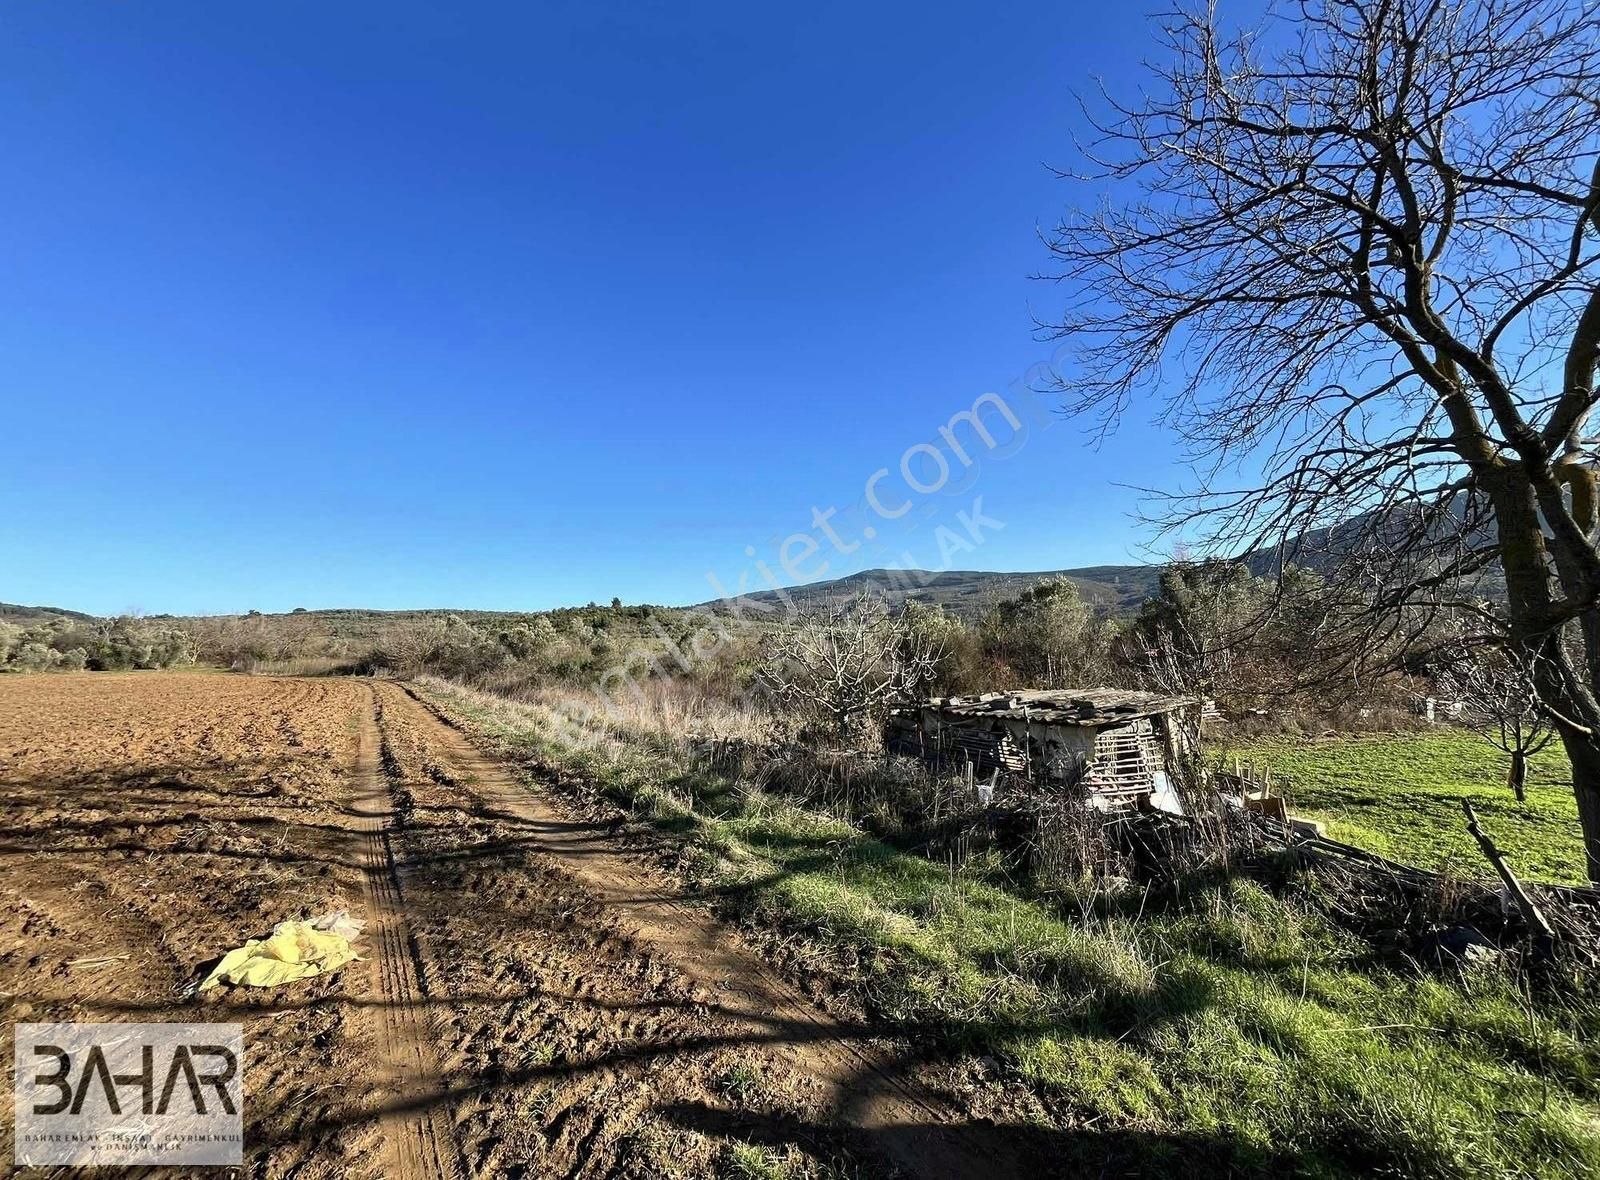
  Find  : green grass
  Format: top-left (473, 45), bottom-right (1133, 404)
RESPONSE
top-left (1221, 728), bottom-right (1586, 885)
top-left (712, 1061), bottom-right (766, 1105)
top-left (421, 679), bottom-right (1600, 1179)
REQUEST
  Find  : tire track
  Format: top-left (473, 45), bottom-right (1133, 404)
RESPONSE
top-left (390, 682), bottom-right (1032, 1180)
top-left (353, 685), bottom-right (463, 1180)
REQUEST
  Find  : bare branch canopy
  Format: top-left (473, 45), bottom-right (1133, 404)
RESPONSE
top-left (1044, 0), bottom-right (1600, 876)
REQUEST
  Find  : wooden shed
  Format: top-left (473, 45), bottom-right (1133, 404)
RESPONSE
top-left (883, 688), bottom-right (1195, 808)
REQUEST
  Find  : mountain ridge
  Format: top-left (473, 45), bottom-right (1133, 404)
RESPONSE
top-left (694, 563), bottom-right (1164, 620)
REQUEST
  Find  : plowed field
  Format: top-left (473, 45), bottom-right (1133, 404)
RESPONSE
top-left (0, 673), bottom-right (1013, 1179)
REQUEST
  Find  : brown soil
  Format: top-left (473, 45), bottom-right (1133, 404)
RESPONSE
top-left (0, 672), bottom-right (1026, 1179)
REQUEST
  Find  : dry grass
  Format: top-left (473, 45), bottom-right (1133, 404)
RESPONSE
top-left (459, 672), bottom-right (775, 748)
top-left (246, 655), bottom-right (350, 677)
top-left (417, 673), bottom-right (1600, 1179)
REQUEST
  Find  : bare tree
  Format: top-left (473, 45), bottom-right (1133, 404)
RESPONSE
top-left (1438, 643), bottom-right (1556, 801)
top-left (1045, 0), bottom-right (1600, 877)
top-left (1135, 620), bottom-right (1235, 741)
top-left (761, 593), bottom-right (943, 738)
top-left (376, 616), bottom-right (448, 675)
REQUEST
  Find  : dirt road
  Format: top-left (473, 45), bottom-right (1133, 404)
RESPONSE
top-left (0, 673), bottom-right (1022, 1178)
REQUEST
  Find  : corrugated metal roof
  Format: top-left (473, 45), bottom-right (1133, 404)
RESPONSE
top-left (912, 687), bottom-right (1191, 726)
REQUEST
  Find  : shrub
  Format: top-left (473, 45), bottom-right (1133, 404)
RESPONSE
top-left (979, 578), bottom-right (1117, 688)
top-left (12, 642), bottom-right (62, 672)
top-left (0, 621), bottom-right (21, 664)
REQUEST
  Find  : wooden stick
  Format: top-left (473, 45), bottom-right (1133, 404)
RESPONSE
top-left (66, 953), bottom-right (132, 969)
top-left (1461, 799), bottom-right (1555, 952)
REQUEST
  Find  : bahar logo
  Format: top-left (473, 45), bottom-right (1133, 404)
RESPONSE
top-left (13, 1022), bottom-right (243, 1166)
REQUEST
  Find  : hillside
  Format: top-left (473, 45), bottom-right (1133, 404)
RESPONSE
top-left (693, 503), bottom-right (1512, 622)
top-left (696, 564), bottom-right (1164, 620)
top-left (18, 507), bottom-right (1487, 632)
top-left (5, 567), bottom-right (1165, 631)
top-left (0, 602), bottom-right (96, 624)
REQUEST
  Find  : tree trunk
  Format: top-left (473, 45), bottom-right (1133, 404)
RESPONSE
top-left (1488, 471), bottom-right (1600, 880)
top-left (1555, 723), bottom-right (1600, 883)
top-left (1524, 631), bottom-right (1600, 881)
top-left (1509, 748), bottom-right (1528, 803)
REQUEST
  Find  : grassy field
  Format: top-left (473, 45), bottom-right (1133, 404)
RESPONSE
top-left (419, 676), bottom-right (1600, 1179)
top-left (1221, 728), bottom-right (1586, 886)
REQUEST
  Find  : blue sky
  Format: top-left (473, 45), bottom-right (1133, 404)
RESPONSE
top-left (1, 2), bottom-right (1194, 615)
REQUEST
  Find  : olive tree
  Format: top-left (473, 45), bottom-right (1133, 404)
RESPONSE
top-left (979, 577), bottom-right (1111, 686)
top-left (1045, 0), bottom-right (1600, 877)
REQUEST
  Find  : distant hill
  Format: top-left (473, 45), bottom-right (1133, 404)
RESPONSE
top-left (0, 603), bottom-right (96, 624)
top-left (692, 503), bottom-right (1512, 622)
top-left (172, 606), bottom-right (580, 641)
top-left (11, 503), bottom-right (1502, 633)
top-left (1239, 499), bottom-right (1508, 602)
top-left (695, 564), bottom-right (1165, 621)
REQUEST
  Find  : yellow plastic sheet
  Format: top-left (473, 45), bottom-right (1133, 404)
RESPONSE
top-left (199, 920), bottom-right (360, 991)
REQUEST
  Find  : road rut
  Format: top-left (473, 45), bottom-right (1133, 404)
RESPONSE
top-left (353, 689), bottom-right (464, 1180)
top-left (379, 681), bottom-right (1030, 1179)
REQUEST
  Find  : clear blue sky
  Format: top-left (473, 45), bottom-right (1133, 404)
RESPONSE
top-left (0, 1), bottom-right (1193, 616)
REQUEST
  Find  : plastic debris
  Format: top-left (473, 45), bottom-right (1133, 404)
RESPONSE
top-left (198, 911), bottom-right (365, 991)
top-left (305, 909), bottom-right (366, 942)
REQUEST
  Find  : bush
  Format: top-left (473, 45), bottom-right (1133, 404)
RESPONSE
top-left (0, 621), bottom-right (21, 664)
top-left (12, 642), bottom-right (62, 672)
top-left (418, 674), bottom-right (1600, 1180)
top-left (0, 614), bottom-right (198, 673)
top-left (979, 578), bottom-right (1117, 687)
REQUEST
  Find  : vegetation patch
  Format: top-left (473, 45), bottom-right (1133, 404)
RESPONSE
top-left (418, 676), bottom-right (1600, 1179)
top-left (1222, 729), bottom-right (1586, 885)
